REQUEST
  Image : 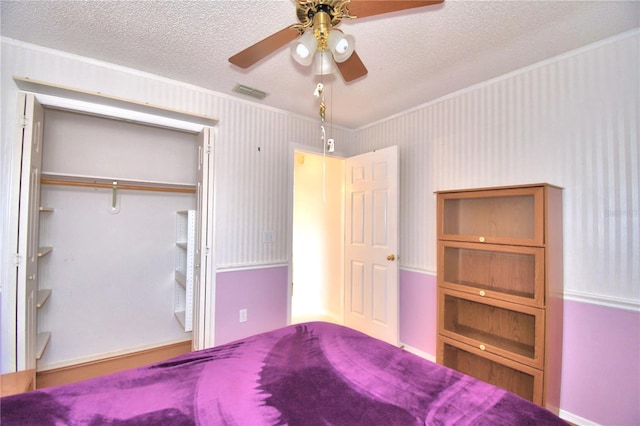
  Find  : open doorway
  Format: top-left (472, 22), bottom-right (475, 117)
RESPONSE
top-left (290, 150), bottom-right (344, 324)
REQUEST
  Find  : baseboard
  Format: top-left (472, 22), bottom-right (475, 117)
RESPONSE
top-left (400, 343), bottom-right (436, 362)
top-left (1, 369), bottom-right (35, 397)
top-left (36, 340), bottom-right (192, 389)
top-left (559, 409), bottom-right (601, 426)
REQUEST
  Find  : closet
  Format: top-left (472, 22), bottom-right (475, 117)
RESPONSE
top-left (14, 86), bottom-right (216, 377)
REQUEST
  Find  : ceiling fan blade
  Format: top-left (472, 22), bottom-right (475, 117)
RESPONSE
top-left (229, 26), bottom-right (300, 69)
top-left (346, 0), bottom-right (443, 19)
top-left (336, 51), bottom-right (368, 82)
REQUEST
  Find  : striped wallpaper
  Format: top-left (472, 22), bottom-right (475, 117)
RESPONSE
top-left (0, 38), bottom-right (353, 273)
top-left (349, 30), bottom-right (639, 307)
top-left (1, 29), bottom-right (637, 308)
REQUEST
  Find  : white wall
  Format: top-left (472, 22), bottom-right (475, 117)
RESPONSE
top-left (0, 38), bottom-right (354, 372)
top-left (34, 109), bottom-right (197, 370)
top-left (348, 30), bottom-right (640, 309)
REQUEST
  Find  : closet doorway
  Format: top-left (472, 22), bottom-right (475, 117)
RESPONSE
top-left (11, 90), bottom-right (215, 376)
top-left (290, 149), bottom-right (344, 324)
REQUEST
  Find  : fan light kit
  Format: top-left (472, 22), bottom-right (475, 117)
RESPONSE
top-left (229, 0), bottom-right (443, 82)
top-left (289, 4), bottom-right (356, 75)
top-left (228, 1), bottom-right (443, 200)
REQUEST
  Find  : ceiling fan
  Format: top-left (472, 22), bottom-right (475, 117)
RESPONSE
top-left (228, 0), bottom-right (443, 82)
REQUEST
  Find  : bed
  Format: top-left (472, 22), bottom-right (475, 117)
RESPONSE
top-left (1, 321), bottom-right (566, 425)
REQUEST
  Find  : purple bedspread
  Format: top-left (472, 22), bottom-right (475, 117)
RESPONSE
top-left (1, 322), bottom-right (566, 425)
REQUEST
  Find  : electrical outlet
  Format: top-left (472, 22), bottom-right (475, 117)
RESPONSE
top-left (239, 308), bottom-right (247, 323)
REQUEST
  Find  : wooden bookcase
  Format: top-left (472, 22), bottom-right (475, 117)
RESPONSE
top-left (436, 184), bottom-right (563, 414)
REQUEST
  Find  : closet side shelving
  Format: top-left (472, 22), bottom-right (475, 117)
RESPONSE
top-left (175, 210), bottom-right (195, 332)
top-left (36, 205), bottom-right (54, 361)
top-left (35, 333), bottom-right (51, 360)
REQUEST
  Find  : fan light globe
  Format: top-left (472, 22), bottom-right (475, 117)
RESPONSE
top-left (335, 39), bottom-right (349, 54)
top-left (327, 30), bottom-right (355, 63)
top-left (314, 51), bottom-right (335, 75)
top-left (290, 31), bottom-right (318, 66)
top-left (296, 44), bottom-right (311, 59)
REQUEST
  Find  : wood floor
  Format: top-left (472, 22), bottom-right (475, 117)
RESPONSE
top-left (36, 340), bottom-right (192, 389)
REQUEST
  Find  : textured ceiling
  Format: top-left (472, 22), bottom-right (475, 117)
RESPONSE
top-left (1, 0), bottom-right (639, 128)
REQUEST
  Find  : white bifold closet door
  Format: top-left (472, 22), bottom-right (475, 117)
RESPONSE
top-left (193, 127), bottom-right (215, 351)
top-left (15, 93), bottom-right (45, 371)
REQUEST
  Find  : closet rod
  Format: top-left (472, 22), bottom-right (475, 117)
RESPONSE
top-left (41, 179), bottom-right (196, 194)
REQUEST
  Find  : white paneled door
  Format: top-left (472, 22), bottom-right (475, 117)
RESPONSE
top-left (344, 146), bottom-right (399, 346)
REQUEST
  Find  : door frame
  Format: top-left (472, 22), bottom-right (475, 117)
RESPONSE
top-left (287, 142), bottom-right (346, 325)
top-left (4, 87), bottom-right (217, 373)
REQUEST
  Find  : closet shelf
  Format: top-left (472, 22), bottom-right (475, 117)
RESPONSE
top-left (38, 247), bottom-right (53, 258)
top-left (36, 290), bottom-right (52, 308)
top-left (176, 242), bottom-right (188, 250)
top-left (175, 270), bottom-right (187, 288)
top-left (175, 311), bottom-right (186, 329)
top-left (36, 332), bottom-right (51, 360)
top-left (40, 172), bottom-right (196, 194)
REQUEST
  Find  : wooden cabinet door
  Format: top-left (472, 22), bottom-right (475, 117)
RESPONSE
top-left (437, 185), bottom-right (545, 246)
top-left (438, 241), bottom-right (545, 307)
top-left (438, 289), bottom-right (545, 369)
top-left (438, 336), bottom-right (544, 405)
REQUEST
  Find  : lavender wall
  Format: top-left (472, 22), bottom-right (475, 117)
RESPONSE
top-left (561, 300), bottom-right (640, 425)
top-left (214, 266), bottom-right (639, 423)
top-left (398, 269), bottom-right (640, 425)
top-left (214, 266), bottom-right (288, 346)
top-left (399, 269), bottom-right (437, 357)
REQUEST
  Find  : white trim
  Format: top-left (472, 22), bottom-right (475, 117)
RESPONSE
top-left (400, 343), bottom-right (436, 363)
top-left (1, 37), bottom-right (355, 134)
top-left (399, 268), bottom-right (639, 312)
top-left (356, 28), bottom-right (640, 131)
top-left (564, 290), bottom-right (640, 312)
top-left (559, 409), bottom-right (601, 426)
top-left (17, 86), bottom-right (211, 133)
top-left (38, 94), bottom-right (207, 133)
top-left (399, 266), bottom-right (436, 276)
top-left (216, 262), bottom-right (289, 273)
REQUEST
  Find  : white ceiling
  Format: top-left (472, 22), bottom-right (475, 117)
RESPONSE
top-left (1, 0), bottom-right (638, 129)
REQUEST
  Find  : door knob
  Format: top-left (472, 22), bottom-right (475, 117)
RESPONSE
top-left (387, 254), bottom-right (396, 261)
